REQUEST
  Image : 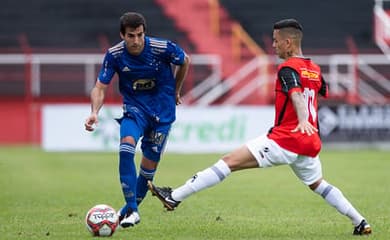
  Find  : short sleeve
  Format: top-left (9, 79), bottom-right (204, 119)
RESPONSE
top-left (166, 41), bottom-right (185, 65)
top-left (278, 67), bottom-right (301, 94)
top-left (319, 76), bottom-right (329, 98)
top-left (97, 52), bottom-right (116, 84)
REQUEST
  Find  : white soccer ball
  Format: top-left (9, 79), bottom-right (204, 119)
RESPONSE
top-left (85, 204), bottom-right (119, 237)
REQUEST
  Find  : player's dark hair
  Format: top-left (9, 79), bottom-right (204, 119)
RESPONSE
top-left (273, 19), bottom-right (303, 31)
top-left (273, 19), bottom-right (303, 41)
top-left (120, 12), bottom-right (147, 34)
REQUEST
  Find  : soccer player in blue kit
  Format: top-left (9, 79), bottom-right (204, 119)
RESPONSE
top-left (84, 12), bottom-right (190, 228)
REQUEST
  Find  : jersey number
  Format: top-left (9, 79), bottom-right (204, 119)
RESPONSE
top-left (302, 88), bottom-right (317, 122)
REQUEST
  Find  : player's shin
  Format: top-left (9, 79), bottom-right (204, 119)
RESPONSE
top-left (314, 180), bottom-right (364, 226)
top-left (119, 143), bottom-right (138, 213)
top-left (136, 166), bottom-right (155, 205)
top-left (172, 159), bottom-right (231, 201)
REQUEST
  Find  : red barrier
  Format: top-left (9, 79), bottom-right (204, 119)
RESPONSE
top-left (0, 101), bottom-right (41, 144)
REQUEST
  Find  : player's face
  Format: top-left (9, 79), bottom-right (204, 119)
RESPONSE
top-left (121, 26), bottom-right (145, 55)
top-left (272, 29), bottom-right (289, 59)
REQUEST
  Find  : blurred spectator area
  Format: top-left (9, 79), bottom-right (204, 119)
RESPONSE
top-left (220, 0), bottom-right (379, 53)
top-left (0, 0), bottom-right (389, 106)
top-left (0, 0), bottom-right (196, 103)
top-left (0, 0), bottom-right (192, 52)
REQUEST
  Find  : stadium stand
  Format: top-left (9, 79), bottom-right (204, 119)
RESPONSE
top-left (154, 0), bottom-right (388, 105)
top-left (0, 0), bottom-right (194, 101)
top-left (0, 1), bottom-right (388, 104)
top-left (156, 0), bottom-right (254, 77)
top-left (0, 0), bottom-right (191, 52)
top-left (220, 0), bottom-right (380, 53)
top-left (155, 0), bottom-right (271, 105)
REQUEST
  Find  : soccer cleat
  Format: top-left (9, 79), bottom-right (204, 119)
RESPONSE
top-left (147, 180), bottom-right (180, 211)
top-left (118, 209), bottom-right (140, 228)
top-left (353, 219), bottom-right (372, 235)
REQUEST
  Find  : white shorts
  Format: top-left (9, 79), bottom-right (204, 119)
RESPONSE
top-left (246, 134), bottom-right (322, 185)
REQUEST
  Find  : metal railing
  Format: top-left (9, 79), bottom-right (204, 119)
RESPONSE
top-left (0, 53), bottom-right (221, 102)
top-left (0, 53), bottom-right (388, 104)
top-left (194, 54), bottom-right (390, 105)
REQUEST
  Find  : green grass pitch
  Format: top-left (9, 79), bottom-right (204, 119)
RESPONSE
top-left (0, 146), bottom-right (389, 239)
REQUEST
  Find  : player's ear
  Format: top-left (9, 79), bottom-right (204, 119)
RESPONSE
top-left (285, 38), bottom-right (292, 47)
top-left (120, 32), bottom-right (125, 40)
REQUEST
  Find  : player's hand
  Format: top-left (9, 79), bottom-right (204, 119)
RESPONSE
top-left (291, 121), bottom-right (318, 136)
top-left (85, 114), bottom-right (98, 131)
top-left (176, 93), bottom-right (182, 105)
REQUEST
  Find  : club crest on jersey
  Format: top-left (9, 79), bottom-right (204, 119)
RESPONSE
top-left (132, 79), bottom-right (156, 90)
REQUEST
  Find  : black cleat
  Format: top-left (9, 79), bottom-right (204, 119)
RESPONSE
top-left (147, 180), bottom-right (180, 211)
top-left (353, 219), bottom-right (372, 235)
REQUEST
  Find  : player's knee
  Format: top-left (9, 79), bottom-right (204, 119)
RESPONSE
top-left (222, 151), bottom-right (258, 171)
top-left (121, 136), bottom-right (136, 145)
top-left (141, 156), bottom-right (158, 169)
top-left (221, 155), bottom-right (236, 171)
top-left (309, 178), bottom-right (323, 191)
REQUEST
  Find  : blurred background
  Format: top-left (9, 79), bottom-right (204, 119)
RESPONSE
top-left (0, 0), bottom-right (389, 151)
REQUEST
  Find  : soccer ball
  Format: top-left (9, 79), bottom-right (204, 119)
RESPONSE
top-left (85, 204), bottom-right (119, 237)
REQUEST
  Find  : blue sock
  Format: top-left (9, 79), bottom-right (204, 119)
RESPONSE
top-left (136, 166), bottom-right (156, 205)
top-left (119, 143), bottom-right (137, 215)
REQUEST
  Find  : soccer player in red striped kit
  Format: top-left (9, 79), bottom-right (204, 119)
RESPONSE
top-left (148, 19), bottom-right (371, 235)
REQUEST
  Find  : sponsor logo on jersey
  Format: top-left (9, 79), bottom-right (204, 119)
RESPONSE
top-left (300, 69), bottom-right (319, 80)
top-left (132, 79), bottom-right (156, 90)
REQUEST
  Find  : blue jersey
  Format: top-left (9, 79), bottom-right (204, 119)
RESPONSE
top-left (98, 36), bottom-right (186, 123)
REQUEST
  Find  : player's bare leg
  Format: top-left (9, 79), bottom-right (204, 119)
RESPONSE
top-left (149, 145), bottom-right (258, 210)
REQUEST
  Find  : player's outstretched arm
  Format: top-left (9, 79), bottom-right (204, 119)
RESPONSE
top-left (85, 80), bottom-right (108, 131)
top-left (290, 91), bottom-right (318, 135)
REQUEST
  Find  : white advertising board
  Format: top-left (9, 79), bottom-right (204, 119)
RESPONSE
top-left (42, 104), bottom-right (274, 153)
